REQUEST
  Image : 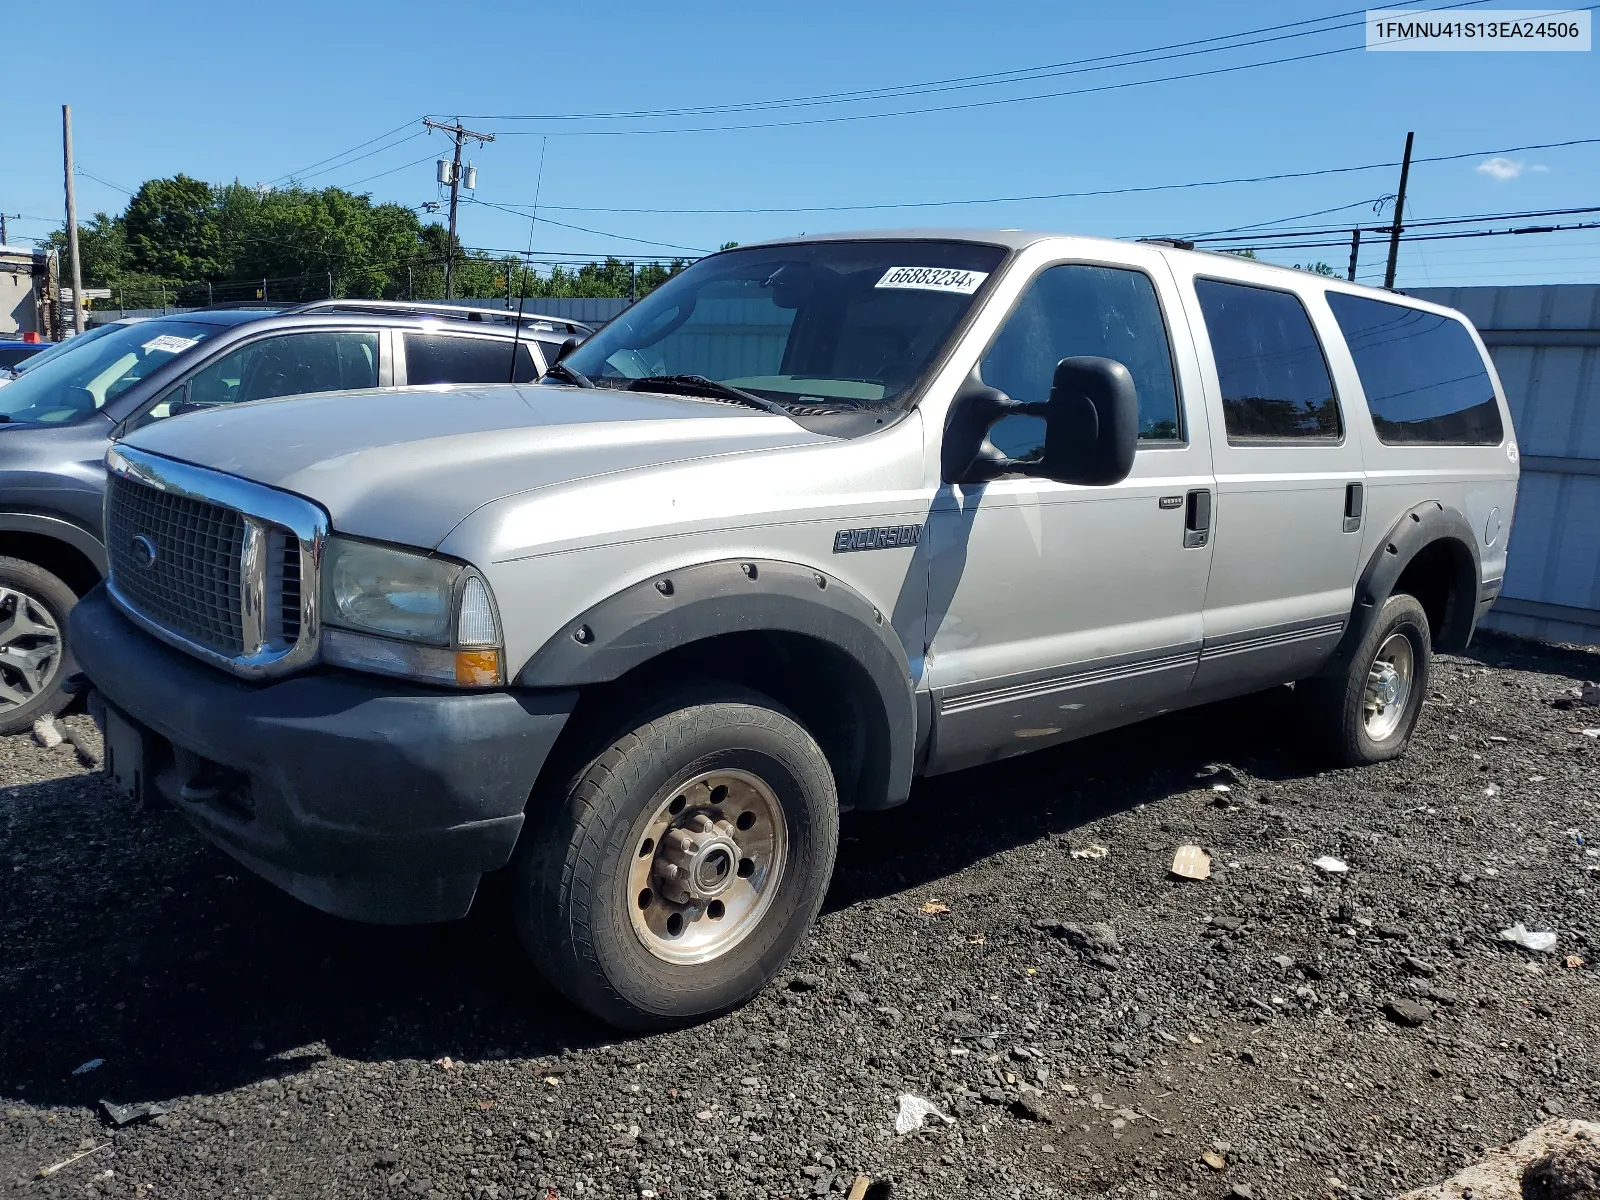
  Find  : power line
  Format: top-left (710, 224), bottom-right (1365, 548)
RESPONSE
top-left (462, 196), bottom-right (708, 254)
top-left (449, 0), bottom-right (1500, 127)
top-left (269, 118), bottom-right (423, 184)
top-left (292, 131), bottom-right (427, 184)
top-left (469, 2), bottom-right (1532, 139)
top-left (448, 5), bottom-right (1385, 123)
top-left (1185, 204), bottom-right (1600, 244)
top-left (511, 136), bottom-right (1600, 215)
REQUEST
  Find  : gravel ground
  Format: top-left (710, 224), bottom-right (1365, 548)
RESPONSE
top-left (2, 633), bottom-right (1597, 1200)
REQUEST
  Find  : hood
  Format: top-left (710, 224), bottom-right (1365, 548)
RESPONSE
top-left (122, 383), bottom-right (827, 548)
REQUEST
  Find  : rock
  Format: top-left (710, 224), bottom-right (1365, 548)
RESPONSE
top-left (1383, 997), bottom-right (1433, 1027)
top-left (1524, 1143), bottom-right (1600, 1198)
top-left (1271, 954), bottom-right (1294, 970)
top-left (1396, 1119), bottom-right (1600, 1200)
top-left (31, 718), bottom-right (63, 749)
top-left (788, 973), bottom-right (824, 992)
top-left (847, 952), bottom-right (870, 968)
top-left (1404, 956), bottom-right (1437, 976)
top-left (1228, 1185), bottom-right (1255, 1200)
top-left (1010, 1094), bottom-right (1053, 1123)
top-left (1209, 915), bottom-right (1245, 932)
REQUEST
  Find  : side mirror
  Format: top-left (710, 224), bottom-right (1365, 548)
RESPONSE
top-left (942, 356), bottom-right (1139, 487)
top-left (555, 337), bottom-right (580, 363)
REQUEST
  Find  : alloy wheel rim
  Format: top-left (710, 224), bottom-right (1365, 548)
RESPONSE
top-left (1362, 631), bottom-right (1414, 741)
top-left (0, 587), bottom-right (62, 714)
top-left (626, 768), bottom-right (788, 965)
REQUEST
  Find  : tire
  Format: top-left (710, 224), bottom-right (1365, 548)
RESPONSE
top-left (513, 683), bottom-right (839, 1030)
top-left (0, 556), bottom-right (77, 736)
top-left (1300, 592), bottom-right (1432, 767)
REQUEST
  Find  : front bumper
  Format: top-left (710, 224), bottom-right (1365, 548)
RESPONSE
top-left (71, 587), bottom-right (576, 923)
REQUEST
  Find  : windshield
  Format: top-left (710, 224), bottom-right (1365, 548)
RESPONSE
top-left (0, 320), bottom-right (217, 425)
top-left (9, 322), bottom-right (129, 377)
top-left (556, 240), bottom-right (1007, 409)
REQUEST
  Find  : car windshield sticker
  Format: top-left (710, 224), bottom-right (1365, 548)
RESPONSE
top-left (874, 267), bottom-right (989, 294)
top-left (141, 334), bottom-right (200, 355)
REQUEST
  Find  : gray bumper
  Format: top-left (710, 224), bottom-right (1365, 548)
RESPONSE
top-left (71, 586), bottom-right (576, 923)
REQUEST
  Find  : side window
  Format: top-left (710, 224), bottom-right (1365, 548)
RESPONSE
top-left (405, 334), bottom-right (538, 385)
top-left (1325, 292), bottom-right (1503, 445)
top-left (980, 264), bottom-right (1182, 462)
top-left (152, 330), bottom-right (379, 420)
top-left (1194, 279), bottom-right (1341, 442)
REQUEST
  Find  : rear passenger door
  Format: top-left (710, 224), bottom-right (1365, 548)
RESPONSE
top-left (1176, 268), bottom-right (1367, 696)
top-left (399, 332), bottom-right (543, 385)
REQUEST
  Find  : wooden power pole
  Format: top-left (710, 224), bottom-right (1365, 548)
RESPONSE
top-left (1383, 131), bottom-right (1414, 291)
top-left (423, 118), bottom-right (494, 299)
top-left (62, 105), bottom-right (85, 334)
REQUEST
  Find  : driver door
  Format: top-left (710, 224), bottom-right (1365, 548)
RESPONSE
top-left (924, 251), bottom-right (1216, 773)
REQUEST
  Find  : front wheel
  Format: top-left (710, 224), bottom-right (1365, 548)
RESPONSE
top-left (0, 556), bottom-right (77, 736)
top-left (1300, 592), bottom-right (1432, 766)
top-left (513, 685), bottom-right (839, 1030)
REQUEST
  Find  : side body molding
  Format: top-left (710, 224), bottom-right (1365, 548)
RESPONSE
top-left (1323, 500), bottom-right (1482, 672)
top-left (0, 512), bottom-right (108, 574)
top-left (515, 559), bottom-right (918, 810)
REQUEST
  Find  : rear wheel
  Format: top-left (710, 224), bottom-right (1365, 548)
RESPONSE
top-left (0, 557), bottom-right (76, 736)
top-left (513, 684), bottom-right (838, 1030)
top-left (1301, 592), bottom-right (1431, 766)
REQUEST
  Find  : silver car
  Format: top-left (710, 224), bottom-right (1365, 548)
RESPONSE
top-left (71, 231), bottom-right (1518, 1029)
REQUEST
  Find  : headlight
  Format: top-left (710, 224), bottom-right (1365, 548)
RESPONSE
top-left (319, 536), bottom-right (504, 687)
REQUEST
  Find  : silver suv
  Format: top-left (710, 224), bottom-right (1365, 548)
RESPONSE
top-left (72, 232), bottom-right (1518, 1029)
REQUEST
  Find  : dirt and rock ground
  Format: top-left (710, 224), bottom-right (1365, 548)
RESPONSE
top-left (2, 633), bottom-right (1597, 1200)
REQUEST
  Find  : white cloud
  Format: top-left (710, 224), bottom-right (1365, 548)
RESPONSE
top-left (1530, 163), bottom-right (1550, 173)
top-left (1476, 157), bottom-right (1525, 181)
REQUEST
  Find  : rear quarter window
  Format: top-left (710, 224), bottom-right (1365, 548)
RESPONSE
top-left (1324, 292), bottom-right (1503, 446)
top-left (405, 334), bottom-right (540, 385)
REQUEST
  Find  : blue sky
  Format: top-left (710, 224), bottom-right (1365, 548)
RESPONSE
top-left (4, 0), bottom-right (1597, 287)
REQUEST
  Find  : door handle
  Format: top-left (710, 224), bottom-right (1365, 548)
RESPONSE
top-left (1183, 488), bottom-right (1211, 549)
top-left (1343, 482), bottom-right (1364, 533)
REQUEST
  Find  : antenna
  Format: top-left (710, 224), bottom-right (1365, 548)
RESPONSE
top-left (507, 137), bottom-right (549, 384)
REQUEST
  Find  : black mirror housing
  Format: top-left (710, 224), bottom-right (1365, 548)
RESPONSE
top-left (943, 356), bottom-right (1140, 487)
top-left (1042, 356), bottom-right (1139, 486)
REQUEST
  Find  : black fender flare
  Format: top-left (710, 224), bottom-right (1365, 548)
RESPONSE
top-left (0, 512), bottom-right (108, 575)
top-left (1324, 500), bottom-right (1482, 671)
top-left (515, 558), bottom-right (916, 810)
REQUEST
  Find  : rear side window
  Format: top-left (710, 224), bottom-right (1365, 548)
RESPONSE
top-left (1195, 279), bottom-right (1341, 442)
top-left (405, 334), bottom-right (539, 385)
top-left (1325, 292), bottom-right (1503, 445)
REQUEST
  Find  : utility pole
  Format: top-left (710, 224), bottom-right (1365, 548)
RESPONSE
top-left (62, 105), bottom-right (85, 334)
top-left (1383, 131), bottom-right (1414, 291)
top-left (0, 213), bottom-right (17, 246)
top-left (423, 118), bottom-right (494, 299)
top-left (1346, 228), bottom-right (1362, 282)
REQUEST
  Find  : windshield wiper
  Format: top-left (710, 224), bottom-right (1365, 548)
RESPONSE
top-left (543, 360), bottom-right (594, 388)
top-left (626, 375), bottom-right (791, 417)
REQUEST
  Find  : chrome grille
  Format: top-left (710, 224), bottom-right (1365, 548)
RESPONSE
top-left (271, 531), bottom-right (302, 644)
top-left (103, 446), bottom-right (327, 680)
top-left (108, 474), bottom-right (248, 655)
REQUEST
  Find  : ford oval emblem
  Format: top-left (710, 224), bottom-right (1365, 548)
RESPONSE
top-left (131, 534), bottom-right (158, 568)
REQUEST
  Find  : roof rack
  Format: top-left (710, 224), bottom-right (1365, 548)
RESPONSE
top-left (286, 298), bottom-right (595, 335)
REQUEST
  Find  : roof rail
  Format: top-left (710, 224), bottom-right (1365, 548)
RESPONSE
top-left (1134, 237), bottom-right (1196, 251)
top-left (287, 298), bottom-right (596, 335)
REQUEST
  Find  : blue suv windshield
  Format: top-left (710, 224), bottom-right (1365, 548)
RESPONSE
top-left (555, 240), bottom-right (1006, 409)
top-left (0, 320), bottom-right (218, 424)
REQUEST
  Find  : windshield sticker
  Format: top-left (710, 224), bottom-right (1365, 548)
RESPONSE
top-left (141, 334), bottom-right (200, 355)
top-left (875, 266), bottom-right (988, 294)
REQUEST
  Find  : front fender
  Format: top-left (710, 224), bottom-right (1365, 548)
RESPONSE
top-left (515, 558), bottom-right (916, 809)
